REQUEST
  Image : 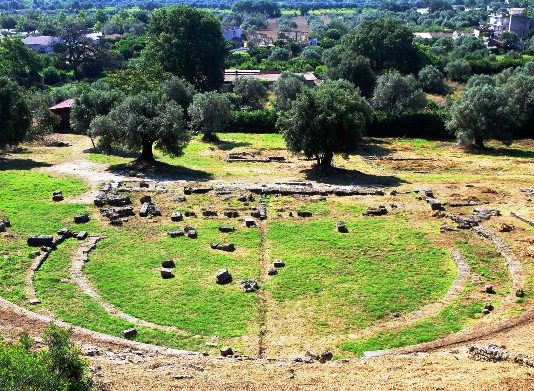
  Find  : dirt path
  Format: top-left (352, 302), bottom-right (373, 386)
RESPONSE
top-left (257, 220), bottom-right (270, 358)
top-left (70, 236), bottom-right (189, 336)
top-left (24, 251), bottom-right (49, 305)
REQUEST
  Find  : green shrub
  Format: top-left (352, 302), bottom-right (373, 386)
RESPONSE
top-left (369, 109), bottom-right (450, 139)
top-left (469, 57), bottom-right (527, 75)
top-left (0, 326), bottom-right (92, 391)
top-left (228, 109), bottom-right (278, 133)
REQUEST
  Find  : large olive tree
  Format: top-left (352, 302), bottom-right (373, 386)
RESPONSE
top-left (188, 92), bottom-right (232, 142)
top-left (277, 80), bottom-right (371, 168)
top-left (89, 93), bottom-right (189, 162)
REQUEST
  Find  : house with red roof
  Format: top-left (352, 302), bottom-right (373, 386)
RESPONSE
top-left (49, 99), bottom-right (74, 132)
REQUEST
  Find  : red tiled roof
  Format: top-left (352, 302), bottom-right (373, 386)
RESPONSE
top-left (49, 99), bottom-right (74, 110)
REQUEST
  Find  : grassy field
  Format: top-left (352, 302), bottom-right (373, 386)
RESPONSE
top-left (0, 171), bottom-right (89, 302)
top-left (1, 133), bottom-right (531, 357)
top-left (342, 235), bottom-right (512, 356)
top-left (264, 199), bottom-right (455, 334)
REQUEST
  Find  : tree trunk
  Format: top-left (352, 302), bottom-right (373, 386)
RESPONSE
top-left (320, 151), bottom-right (334, 169)
top-left (474, 136), bottom-right (485, 149)
top-left (138, 141), bottom-right (155, 162)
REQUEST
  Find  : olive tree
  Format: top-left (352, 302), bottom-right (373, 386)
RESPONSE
top-left (372, 71), bottom-right (427, 115)
top-left (188, 92), bottom-right (232, 141)
top-left (446, 84), bottom-right (510, 148)
top-left (70, 89), bottom-right (124, 148)
top-left (418, 65), bottom-right (447, 94)
top-left (323, 48), bottom-right (376, 97)
top-left (89, 93), bottom-right (189, 162)
top-left (233, 77), bottom-right (267, 107)
top-left (273, 73), bottom-right (307, 110)
top-left (444, 59), bottom-right (471, 82)
top-left (161, 76), bottom-right (197, 111)
top-left (277, 80), bottom-right (372, 168)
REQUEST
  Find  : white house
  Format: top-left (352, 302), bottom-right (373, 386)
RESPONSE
top-left (22, 36), bottom-right (59, 53)
top-left (489, 8), bottom-right (533, 38)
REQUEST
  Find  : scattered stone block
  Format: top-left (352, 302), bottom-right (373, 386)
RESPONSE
top-left (186, 229), bottom-right (197, 239)
top-left (516, 289), bottom-right (525, 298)
top-left (337, 221), bottom-right (348, 233)
top-left (174, 195), bottom-right (187, 202)
top-left (426, 197), bottom-right (444, 211)
top-left (27, 235), bottom-right (54, 247)
top-left (216, 268), bottom-right (232, 284)
top-left (415, 188), bottom-right (434, 198)
top-left (29, 298), bottom-right (41, 305)
top-left (484, 284), bottom-right (495, 294)
top-left (210, 243), bottom-right (235, 252)
top-left (220, 346), bottom-right (233, 357)
top-left (499, 223), bottom-right (514, 232)
top-left (140, 195), bottom-right (152, 204)
top-left (161, 267), bottom-right (175, 279)
top-left (76, 231), bottom-right (88, 240)
top-left (139, 202), bottom-right (161, 217)
top-left (167, 230), bottom-right (184, 238)
top-left (171, 212), bottom-right (183, 222)
top-left (139, 181), bottom-right (149, 188)
top-left (297, 211), bottom-right (313, 218)
top-left (121, 328), bottom-right (137, 339)
top-left (1, 219), bottom-right (11, 228)
top-left (240, 280), bottom-right (259, 293)
top-left (57, 228), bottom-right (74, 237)
top-left (162, 259), bottom-right (175, 268)
top-left (202, 210), bottom-right (218, 217)
top-left (107, 196), bottom-right (131, 207)
top-left (267, 156), bottom-right (285, 162)
top-left (52, 191), bottom-right (64, 202)
top-left (224, 210), bottom-right (239, 218)
top-left (51, 236), bottom-right (64, 247)
top-left (110, 220), bottom-right (123, 226)
top-left (0, 223), bottom-right (5, 233)
top-left (319, 351), bottom-right (333, 363)
top-left (244, 217), bottom-right (256, 228)
top-left (184, 186), bottom-right (213, 195)
top-left (267, 268), bottom-right (278, 276)
top-left (74, 213), bottom-right (90, 224)
top-left (219, 225), bottom-right (235, 233)
top-left (184, 211), bottom-right (197, 218)
top-left (363, 205), bottom-right (388, 216)
top-left (273, 259), bottom-right (285, 268)
top-left (139, 203), bottom-right (150, 217)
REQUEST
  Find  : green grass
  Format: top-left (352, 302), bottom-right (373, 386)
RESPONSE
top-left (86, 218), bottom-right (261, 338)
top-left (0, 171), bottom-right (89, 302)
top-left (264, 204), bottom-right (456, 332)
top-left (342, 298), bottom-right (482, 356)
top-left (88, 133), bottom-right (287, 180)
top-left (34, 238), bottom-right (206, 351)
top-left (341, 237), bottom-right (512, 357)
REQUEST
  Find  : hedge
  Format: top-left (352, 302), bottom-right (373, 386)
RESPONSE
top-left (226, 109), bottom-right (278, 133)
top-left (368, 110), bottom-right (451, 139)
top-left (468, 58), bottom-right (527, 75)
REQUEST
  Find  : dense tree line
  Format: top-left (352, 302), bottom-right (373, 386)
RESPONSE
top-left (2, 3), bottom-right (534, 171)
